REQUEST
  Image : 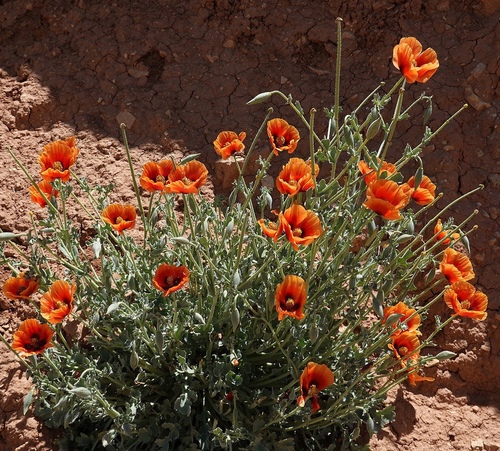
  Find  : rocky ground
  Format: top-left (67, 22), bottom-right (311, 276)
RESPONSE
top-left (0, 0), bottom-right (499, 450)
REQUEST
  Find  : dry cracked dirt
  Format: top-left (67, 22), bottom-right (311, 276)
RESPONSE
top-left (0, 0), bottom-right (499, 450)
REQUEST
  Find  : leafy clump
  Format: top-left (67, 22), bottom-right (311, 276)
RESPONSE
top-left (1, 30), bottom-right (487, 450)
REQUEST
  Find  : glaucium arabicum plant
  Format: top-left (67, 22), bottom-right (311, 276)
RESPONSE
top-left (0, 24), bottom-right (488, 451)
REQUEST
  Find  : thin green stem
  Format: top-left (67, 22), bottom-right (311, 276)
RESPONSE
top-left (120, 124), bottom-right (146, 235)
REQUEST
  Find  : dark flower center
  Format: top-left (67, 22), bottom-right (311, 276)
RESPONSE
top-left (275, 136), bottom-right (286, 147)
top-left (285, 297), bottom-right (295, 309)
top-left (25, 334), bottom-right (46, 352)
top-left (156, 175), bottom-right (166, 183)
top-left (292, 227), bottom-right (303, 237)
top-left (55, 298), bottom-right (69, 309)
top-left (398, 346), bottom-right (409, 356)
top-left (308, 383), bottom-right (319, 396)
top-left (164, 276), bottom-right (181, 288)
top-left (17, 284), bottom-right (28, 295)
top-left (53, 161), bottom-right (64, 171)
top-left (460, 300), bottom-right (471, 310)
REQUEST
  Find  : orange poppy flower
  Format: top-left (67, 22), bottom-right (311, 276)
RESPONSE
top-left (434, 219), bottom-right (460, 246)
top-left (12, 318), bottom-right (54, 357)
top-left (281, 204), bottom-right (323, 251)
top-left (2, 272), bottom-right (40, 300)
top-left (257, 213), bottom-right (283, 241)
top-left (406, 359), bottom-right (435, 386)
top-left (443, 281), bottom-right (488, 321)
top-left (440, 248), bottom-right (475, 283)
top-left (358, 159), bottom-right (397, 185)
top-left (40, 280), bottom-right (77, 324)
top-left (152, 263), bottom-right (190, 296)
top-left (276, 158), bottom-right (317, 196)
top-left (29, 180), bottom-right (59, 208)
top-left (140, 160), bottom-right (175, 192)
top-left (275, 275), bottom-right (307, 320)
top-left (213, 131), bottom-right (246, 160)
top-left (101, 204), bottom-right (137, 234)
top-left (402, 175), bottom-right (436, 206)
top-left (388, 331), bottom-right (420, 362)
top-left (392, 37), bottom-right (439, 84)
top-left (363, 179), bottom-right (411, 220)
top-left (297, 362), bottom-right (335, 413)
top-left (165, 160), bottom-right (208, 194)
top-left (383, 301), bottom-right (421, 336)
top-left (267, 118), bottom-right (300, 156)
top-left (389, 332), bottom-right (434, 386)
top-left (38, 137), bottom-right (79, 182)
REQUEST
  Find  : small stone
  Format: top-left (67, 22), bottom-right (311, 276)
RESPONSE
top-left (489, 174), bottom-right (500, 188)
top-left (261, 175), bottom-right (274, 189)
top-left (116, 111), bottom-right (136, 129)
top-left (467, 62), bottom-right (487, 82)
top-left (223, 39), bottom-right (235, 48)
top-left (484, 440), bottom-right (500, 451)
top-left (437, 0), bottom-right (450, 10)
top-left (471, 439), bottom-right (484, 450)
top-left (465, 86), bottom-right (491, 111)
top-left (128, 67), bottom-right (149, 79)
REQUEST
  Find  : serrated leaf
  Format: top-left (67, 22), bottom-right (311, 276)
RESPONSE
top-left (385, 313), bottom-right (404, 328)
top-left (23, 387), bottom-right (34, 414)
top-left (106, 302), bottom-right (121, 315)
top-left (231, 308), bottom-right (240, 332)
top-left (372, 295), bottom-right (384, 318)
top-left (58, 243), bottom-right (71, 259)
top-left (69, 387), bottom-right (92, 399)
top-left (91, 239), bottom-right (102, 258)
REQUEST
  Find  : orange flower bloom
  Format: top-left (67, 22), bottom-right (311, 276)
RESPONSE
top-left (165, 160), bottom-right (208, 194)
top-left (140, 160), bottom-right (175, 192)
top-left (257, 214), bottom-right (283, 241)
top-left (101, 204), bottom-right (137, 234)
top-left (153, 264), bottom-right (190, 296)
top-left (281, 204), bottom-right (323, 251)
top-left (388, 331), bottom-right (420, 362)
top-left (275, 275), bottom-right (307, 320)
top-left (358, 159), bottom-right (397, 185)
top-left (38, 137), bottom-right (79, 182)
top-left (392, 37), bottom-right (439, 84)
top-left (29, 180), bottom-right (59, 208)
top-left (389, 331), bottom-right (434, 386)
top-left (297, 362), bottom-right (335, 413)
top-left (406, 359), bottom-right (435, 386)
top-left (267, 118), bottom-right (300, 156)
top-left (402, 175), bottom-right (436, 206)
top-left (434, 219), bottom-right (460, 246)
top-left (276, 158), bottom-right (317, 196)
top-left (383, 301), bottom-right (421, 336)
top-left (440, 248), bottom-right (475, 283)
top-left (12, 318), bottom-right (54, 357)
top-left (363, 179), bottom-right (411, 220)
top-left (444, 281), bottom-right (488, 321)
top-left (2, 272), bottom-right (40, 300)
top-left (213, 131), bottom-right (246, 160)
top-left (40, 280), bottom-right (77, 324)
